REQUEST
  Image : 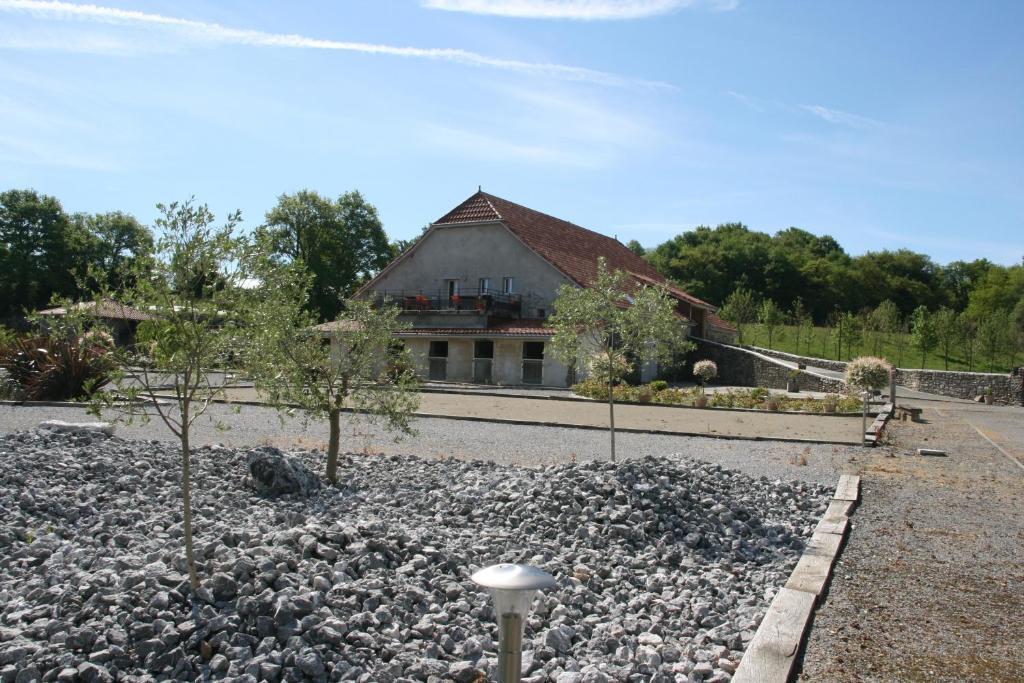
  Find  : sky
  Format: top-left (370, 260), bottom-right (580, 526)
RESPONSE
top-left (1, 0), bottom-right (1022, 265)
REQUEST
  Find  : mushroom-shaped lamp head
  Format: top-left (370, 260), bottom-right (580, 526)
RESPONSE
top-left (471, 563), bottom-right (556, 618)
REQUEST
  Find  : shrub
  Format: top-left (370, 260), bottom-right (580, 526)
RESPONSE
top-left (0, 332), bottom-right (114, 401)
top-left (587, 351), bottom-right (633, 386)
top-left (650, 379), bottom-right (669, 392)
top-left (693, 359), bottom-right (718, 385)
top-left (845, 356), bottom-right (891, 392)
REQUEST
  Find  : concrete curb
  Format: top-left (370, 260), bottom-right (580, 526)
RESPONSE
top-left (733, 474), bottom-right (860, 683)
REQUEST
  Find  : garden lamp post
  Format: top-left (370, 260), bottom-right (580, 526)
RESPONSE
top-left (471, 563), bottom-right (556, 683)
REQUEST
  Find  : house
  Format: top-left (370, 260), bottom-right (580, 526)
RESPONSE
top-left (37, 299), bottom-right (154, 346)
top-left (351, 190), bottom-right (732, 387)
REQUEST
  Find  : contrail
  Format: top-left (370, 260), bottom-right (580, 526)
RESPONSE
top-left (0, 0), bottom-right (672, 89)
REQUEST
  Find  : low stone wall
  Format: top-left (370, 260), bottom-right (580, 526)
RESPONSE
top-left (692, 339), bottom-right (847, 394)
top-left (895, 368), bottom-right (1022, 405)
top-left (745, 346), bottom-right (849, 373)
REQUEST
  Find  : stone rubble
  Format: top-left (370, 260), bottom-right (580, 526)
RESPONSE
top-left (0, 428), bottom-right (829, 682)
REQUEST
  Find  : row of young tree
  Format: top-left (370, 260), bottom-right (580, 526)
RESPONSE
top-left (0, 188), bottom-right (396, 322)
top-left (632, 222), bottom-right (1024, 328)
top-left (720, 288), bottom-right (1022, 371)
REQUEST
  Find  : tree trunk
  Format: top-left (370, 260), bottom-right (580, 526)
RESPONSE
top-left (180, 402), bottom-right (199, 591)
top-left (326, 408), bottom-right (341, 484)
top-left (607, 375), bottom-right (616, 463)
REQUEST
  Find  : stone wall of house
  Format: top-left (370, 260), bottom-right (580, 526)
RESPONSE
top-left (692, 339), bottom-right (847, 394)
top-left (894, 367), bottom-right (1023, 405)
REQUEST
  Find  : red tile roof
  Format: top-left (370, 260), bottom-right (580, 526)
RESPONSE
top-left (396, 318), bottom-right (555, 338)
top-left (38, 299), bottom-right (154, 322)
top-left (707, 312), bottom-right (737, 332)
top-left (435, 192), bottom-right (712, 310)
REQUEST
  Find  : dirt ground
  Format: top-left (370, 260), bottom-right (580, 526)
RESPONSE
top-left (215, 386), bottom-right (866, 443)
top-left (798, 403), bottom-right (1024, 682)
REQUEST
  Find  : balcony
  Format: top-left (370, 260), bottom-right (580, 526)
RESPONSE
top-left (368, 288), bottom-right (523, 320)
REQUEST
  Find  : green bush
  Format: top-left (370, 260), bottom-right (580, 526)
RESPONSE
top-left (650, 380), bottom-right (669, 392)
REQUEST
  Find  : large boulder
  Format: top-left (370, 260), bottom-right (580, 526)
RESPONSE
top-left (245, 447), bottom-right (321, 496)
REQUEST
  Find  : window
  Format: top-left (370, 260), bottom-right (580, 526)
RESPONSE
top-left (474, 340), bottom-right (494, 359)
top-left (537, 308), bottom-right (546, 319)
top-left (503, 277), bottom-right (514, 294)
top-left (478, 277), bottom-right (491, 293)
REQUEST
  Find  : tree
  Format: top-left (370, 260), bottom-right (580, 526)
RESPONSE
top-left (910, 306), bottom-right (938, 369)
top-left (958, 313), bottom-right (977, 371)
top-left (869, 300), bottom-right (901, 358)
top-left (73, 211), bottom-right (154, 293)
top-left (0, 189), bottom-right (85, 317)
top-left (977, 316), bottom-right (1007, 371)
top-left (757, 299), bottom-right (784, 349)
top-left (932, 307), bottom-right (962, 370)
top-left (90, 199), bottom-right (249, 591)
top-left (626, 240), bottom-right (646, 257)
top-left (789, 298), bottom-right (810, 353)
top-left (245, 258), bottom-right (420, 484)
top-left (550, 258), bottom-right (691, 461)
top-left (841, 311), bottom-right (863, 360)
top-left (259, 190), bottom-right (392, 321)
top-left (720, 287), bottom-right (758, 344)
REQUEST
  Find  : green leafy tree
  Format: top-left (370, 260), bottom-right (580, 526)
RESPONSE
top-left (259, 190), bottom-right (392, 321)
top-left (869, 300), bottom-right (901, 358)
top-left (73, 211), bottom-right (154, 292)
top-left (90, 199), bottom-right (249, 591)
top-left (244, 257), bottom-right (419, 484)
top-left (932, 307), bottom-right (962, 370)
top-left (910, 306), bottom-right (938, 369)
top-left (0, 189), bottom-right (87, 317)
top-left (757, 299), bottom-right (784, 349)
top-left (977, 316), bottom-right (1008, 371)
top-left (719, 287), bottom-right (758, 344)
top-left (841, 311), bottom-right (863, 360)
top-left (789, 298), bottom-right (809, 353)
top-left (626, 239), bottom-right (646, 257)
top-left (550, 257), bottom-right (691, 461)
top-left (958, 313), bottom-right (977, 371)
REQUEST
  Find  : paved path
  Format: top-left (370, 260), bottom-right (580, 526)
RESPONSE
top-left (215, 386), bottom-right (865, 444)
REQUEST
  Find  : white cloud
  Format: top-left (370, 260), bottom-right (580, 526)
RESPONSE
top-left (0, 0), bottom-right (670, 88)
top-left (421, 0), bottom-right (737, 20)
top-left (799, 104), bottom-right (884, 130)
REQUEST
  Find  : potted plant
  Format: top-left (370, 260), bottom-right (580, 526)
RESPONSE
top-left (823, 396), bottom-right (837, 413)
top-left (984, 386), bottom-right (994, 405)
top-left (764, 396), bottom-right (780, 411)
top-left (693, 359), bottom-right (717, 408)
top-left (787, 368), bottom-right (801, 393)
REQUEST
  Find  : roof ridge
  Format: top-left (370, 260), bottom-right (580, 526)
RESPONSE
top-left (481, 191), bottom-right (620, 244)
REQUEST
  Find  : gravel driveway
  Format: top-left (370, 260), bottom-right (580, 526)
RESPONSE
top-left (0, 403), bottom-right (860, 486)
top-left (798, 402), bottom-right (1024, 682)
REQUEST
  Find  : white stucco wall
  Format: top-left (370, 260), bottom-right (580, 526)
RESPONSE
top-left (367, 222), bottom-right (571, 315)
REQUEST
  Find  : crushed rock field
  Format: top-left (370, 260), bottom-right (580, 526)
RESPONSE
top-left (0, 427), bottom-right (830, 682)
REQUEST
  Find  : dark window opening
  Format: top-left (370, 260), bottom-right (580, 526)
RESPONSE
top-left (522, 341), bottom-right (544, 360)
top-left (474, 340), bottom-right (494, 359)
top-left (429, 340), bottom-right (448, 358)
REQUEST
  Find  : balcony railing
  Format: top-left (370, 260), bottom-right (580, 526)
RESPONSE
top-left (369, 288), bottom-right (523, 318)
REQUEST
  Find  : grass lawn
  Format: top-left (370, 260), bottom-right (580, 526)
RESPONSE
top-left (739, 323), bottom-right (1019, 373)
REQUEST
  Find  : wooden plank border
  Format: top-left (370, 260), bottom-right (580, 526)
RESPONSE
top-left (733, 474), bottom-right (861, 683)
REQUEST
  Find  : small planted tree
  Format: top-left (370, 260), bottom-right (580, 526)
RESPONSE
top-left (910, 306), bottom-right (938, 369)
top-left (720, 288), bottom-right (757, 344)
top-left (90, 199), bottom-right (248, 591)
top-left (245, 251), bottom-right (419, 484)
top-left (845, 356), bottom-right (892, 393)
top-left (693, 359), bottom-right (718, 395)
top-left (550, 257), bottom-right (691, 461)
top-left (933, 306), bottom-right (962, 370)
top-left (758, 299), bottom-right (784, 349)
